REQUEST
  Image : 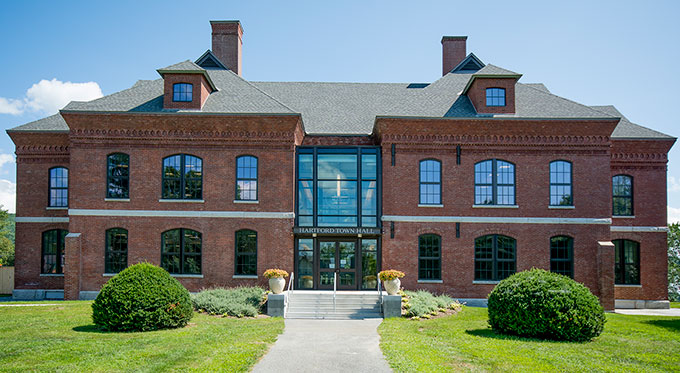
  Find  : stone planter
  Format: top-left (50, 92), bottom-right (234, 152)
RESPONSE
top-left (384, 278), bottom-right (401, 295)
top-left (269, 277), bottom-right (286, 294)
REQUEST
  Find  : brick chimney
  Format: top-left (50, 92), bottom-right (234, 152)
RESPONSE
top-left (441, 36), bottom-right (467, 76)
top-left (211, 20), bottom-right (243, 76)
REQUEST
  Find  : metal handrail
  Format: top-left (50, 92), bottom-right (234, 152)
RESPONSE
top-left (378, 278), bottom-right (383, 312)
top-left (284, 272), bottom-right (294, 316)
top-left (333, 271), bottom-right (337, 310)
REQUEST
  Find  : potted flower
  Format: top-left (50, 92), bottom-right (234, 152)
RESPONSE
top-left (301, 275), bottom-right (313, 289)
top-left (264, 269), bottom-right (289, 294)
top-left (363, 275), bottom-right (377, 289)
top-left (379, 270), bottom-right (405, 295)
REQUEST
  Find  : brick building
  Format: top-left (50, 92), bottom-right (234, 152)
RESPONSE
top-left (8, 20), bottom-right (675, 309)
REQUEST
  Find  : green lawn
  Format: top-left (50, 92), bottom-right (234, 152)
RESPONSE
top-left (379, 307), bottom-right (680, 372)
top-left (0, 301), bottom-right (284, 372)
top-left (671, 302), bottom-right (679, 309)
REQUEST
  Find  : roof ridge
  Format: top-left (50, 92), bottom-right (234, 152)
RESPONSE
top-left (519, 83), bottom-right (617, 119)
top-left (226, 71), bottom-right (296, 113)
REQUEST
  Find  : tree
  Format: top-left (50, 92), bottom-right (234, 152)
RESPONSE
top-left (668, 223), bottom-right (680, 301)
top-left (0, 207), bottom-right (14, 266)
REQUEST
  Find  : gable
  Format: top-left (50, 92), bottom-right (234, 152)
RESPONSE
top-left (450, 53), bottom-right (485, 74)
top-left (195, 50), bottom-right (228, 70)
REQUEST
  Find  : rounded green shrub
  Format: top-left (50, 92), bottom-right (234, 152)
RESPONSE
top-left (92, 263), bottom-right (193, 332)
top-left (487, 268), bottom-right (605, 342)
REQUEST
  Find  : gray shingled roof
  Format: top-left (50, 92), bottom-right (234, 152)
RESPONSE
top-left (157, 60), bottom-right (204, 72)
top-left (7, 113), bottom-right (68, 132)
top-left (8, 58), bottom-right (672, 139)
top-left (590, 105), bottom-right (674, 139)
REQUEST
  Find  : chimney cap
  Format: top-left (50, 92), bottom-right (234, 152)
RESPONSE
top-left (210, 20), bottom-right (244, 33)
top-left (441, 36), bottom-right (467, 43)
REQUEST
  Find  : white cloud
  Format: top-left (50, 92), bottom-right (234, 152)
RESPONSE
top-left (0, 154), bottom-right (14, 169)
top-left (0, 179), bottom-right (15, 214)
top-left (669, 176), bottom-right (680, 193)
top-left (0, 79), bottom-right (103, 115)
top-left (669, 206), bottom-right (680, 225)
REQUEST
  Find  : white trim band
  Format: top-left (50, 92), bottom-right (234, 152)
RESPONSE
top-left (610, 226), bottom-right (668, 232)
top-left (68, 209), bottom-right (294, 219)
top-left (16, 217), bottom-right (69, 223)
top-left (382, 215), bottom-right (611, 225)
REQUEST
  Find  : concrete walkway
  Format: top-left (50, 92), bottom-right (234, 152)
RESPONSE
top-left (252, 319), bottom-right (392, 373)
top-left (615, 308), bottom-right (680, 316)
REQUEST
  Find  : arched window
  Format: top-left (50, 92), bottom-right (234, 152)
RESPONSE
top-left (107, 153), bottom-right (129, 199)
top-left (105, 228), bottom-right (128, 273)
top-left (418, 234), bottom-right (441, 280)
top-left (612, 175), bottom-right (633, 216)
top-left (48, 167), bottom-right (68, 207)
top-left (161, 228), bottom-right (201, 275)
top-left (236, 156), bottom-right (258, 201)
top-left (235, 229), bottom-right (257, 276)
top-left (486, 88), bottom-right (506, 107)
top-left (474, 159), bottom-right (515, 205)
top-left (613, 239), bottom-right (640, 285)
top-left (419, 159), bottom-right (441, 205)
top-left (550, 161), bottom-right (572, 206)
top-left (162, 154), bottom-right (202, 200)
top-left (42, 229), bottom-right (68, 274)
top-left (475, 234), bottom-right (516, 281)
top-left (550, 236), bottom-right (573, 278)
top-left (173, 83), bottom-right (193, 102)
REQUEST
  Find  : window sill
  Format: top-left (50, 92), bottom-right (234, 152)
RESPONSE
top-left (158, 199), bottom-right (205, 203)
top-left (417, 279), bottom-right (443, 284)
top-left (613, 215), bottom-right (635, 219)
top-left (40, 274), bottom-right (64, 277)
top-left (233, 275), bottom-right (258, 279)
top-left (171, 274), bottom-right (204, 278)
top-left (615, 284), bottom-right (642, 288)
top-left (473, 280), bottom-right (499, 284)
top-left (472, 205), bottom-right (518, 209)
top-left (418, 204), bottom-right (443, 208)
top-left (104, 198), bottom-right (130, 202)
top-left (102, 273), bottom-right (118, 277)
top-left (548, 205), bottom-right (574, 209)
top-left (46, 207), bottom-right (68, 210)
top-left (233, 200), bottom-right (259, 204)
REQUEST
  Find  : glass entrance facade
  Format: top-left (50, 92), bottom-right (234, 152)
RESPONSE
top-left (295, 146), bottom-right (381, 290)
top-left (296, 147), bottom-right (380, 227)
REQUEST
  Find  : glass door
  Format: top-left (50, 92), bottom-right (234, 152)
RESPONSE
top-left (318, 240), bottom-right (357, 290)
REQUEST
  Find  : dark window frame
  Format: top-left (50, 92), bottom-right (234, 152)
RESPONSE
top-left (612, 174), bottom-right (634, 216)
top-left (419, 159), bottom-right (442, 205)
top-left (48, 166), bottom-right (68, 207)
top-left (235, 229), bottom-right (258, 276)
top-left (105, 228), bottom-right (128, 273)
top-left (161, 154), bottom-right (203, 200)
top-left (474, 234), bottom-right (517, 281)
top-left (172, 83), bottom-right (193, 102)
top-left (106, 153), bottom-right (130, 199)
top-left (474, 159), bottom-right (516, 205)
top-left (550, 235), bottom-right (573, 278)
top-left (235, 155), bottom-right (258, 201)
top-left (41, 229), bottom-right (68, 274)
top-left (614, 239), bottom-right (640, 285)
top-left (549, 160), bottom-right (573, 206)
top-left (418, 234), bottom-right (441, 280)
top-left (486, 87), bottom-right (506, 107)
top-left (161, 228), bottom-right (202, 275)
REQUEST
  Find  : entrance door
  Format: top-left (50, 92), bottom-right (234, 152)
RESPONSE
top-left (318, 240), bottom-right (357, 290)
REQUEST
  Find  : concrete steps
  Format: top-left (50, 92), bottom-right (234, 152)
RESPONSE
top-left (286, 292), bottom-right (383, 320)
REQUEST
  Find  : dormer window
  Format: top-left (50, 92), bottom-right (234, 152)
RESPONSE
top-left (486, 88), bottom-right (506, 107)
top-left (173, 83), bottom-right (193, 102)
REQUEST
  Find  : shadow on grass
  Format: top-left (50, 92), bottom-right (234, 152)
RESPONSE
top-left (72, 324), bottom-right (106, 333)
top-left (465, 328), bottom-right (583, 344)
top-left (643, 319), bottom-right (680, 332)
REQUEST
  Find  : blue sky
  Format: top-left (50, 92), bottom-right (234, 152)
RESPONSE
top-left (0, 0), bottom-right (678, 219)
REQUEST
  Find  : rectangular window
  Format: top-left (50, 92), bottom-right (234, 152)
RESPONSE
top-left (486, 88), bottom-right (506, 107)
top-left (419, 160), bottom-right (441, 205)
top-left (236, 156), bottom-right (258, 200)
top-left (235, 230), bottom-right (257, 276)
top-left (614, 239), bottom-right (640, 285)
top-left (418, 234), bottom-right (441, 280)
top-left (550, 161), bottom-right (572, 206)
top-left (49, 167), bottom-right (68, 207)
top-left (107, 153), bottom-right (130, 199)
top-left (105, 228), bottom-right (128, 273)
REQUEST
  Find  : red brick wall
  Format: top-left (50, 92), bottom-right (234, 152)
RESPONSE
top-left (466, 78), bottom-right (517, 114)
top-left (68, 216), bottom-right (294, 292)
